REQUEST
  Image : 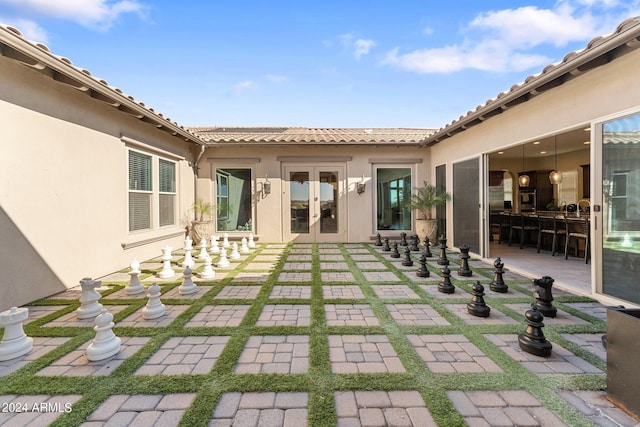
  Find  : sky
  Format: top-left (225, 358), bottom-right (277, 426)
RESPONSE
top-left (1, 1), bottom-right (639, 129)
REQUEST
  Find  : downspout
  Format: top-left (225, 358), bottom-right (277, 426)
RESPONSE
top-left (192, 144), bottom-right (206, 221)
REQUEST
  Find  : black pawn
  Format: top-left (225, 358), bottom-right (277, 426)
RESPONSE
top-left (409, 235), bottom-right (420, 252)
top-left (437, 235), bottom-right (449, 265)
top-left (518, 307), bottom-right (552, 357)
top-left (489, 257), bottom-right (508, 293)
top-left (402, 246), bottom-right (414, 266)
top-left (467, 281), bottom-right (490, 317)
top-left (423, 236), bottom-right (433, 258)
top-left (416, 254), bottom-right (430, 277)
top-left (438, 266), bottom-right (455, 294)
top-left (458, 244), bottom-right (472, 277)
top-left (390, 242), bottom-right (401, 258)
top-left (375, 233), bottom-right (383, 246)
top-left (400, 232), bottom-right (408, 246)
top-left (382, 237), bottom-right (391, 252)
top-left (531, 276), bottom-right (557, 318)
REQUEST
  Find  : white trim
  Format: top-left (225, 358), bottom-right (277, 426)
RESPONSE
top-left (121, 135), bottom-right (185, 160)
top-left (207, 157), bottom-right (261, 164)
top-left (368, 158), bottom-right (422, 164)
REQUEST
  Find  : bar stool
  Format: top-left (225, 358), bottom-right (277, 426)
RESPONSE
top-left (536, 215), bottom-right (565, 256)
top-left (564, 216), bottom-right (590, 263)
top-left (509, 213), bottom-right (537, 249)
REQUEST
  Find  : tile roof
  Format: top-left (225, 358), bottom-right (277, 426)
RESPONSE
top-left (189, 127), bottom-right (435, 145)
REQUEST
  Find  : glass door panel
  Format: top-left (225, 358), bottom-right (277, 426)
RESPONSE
top-left (290, 171), bottom-right (310, 234)
top-left (320, 171), bottom-right (338, 233)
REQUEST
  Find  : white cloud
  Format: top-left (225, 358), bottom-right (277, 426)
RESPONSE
top-left (230, 80), bottom-right (257, 96)
top-left (338, 32), bottom-right (376, 59)
top-left (0, 0), bottom-right (148, 31)
top-left (0, 17), bottom-right (48, 42)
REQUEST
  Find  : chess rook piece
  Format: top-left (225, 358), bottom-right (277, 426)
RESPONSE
top-left (438, 266), bottom-right (455, 294)
top-left (400, 232), bottom-right (408, 246)
top-left (86, 309), bottom-right (121, 361)
top-left (531, 276), bottom-right (557, 318)
top-left (518, 307), bottom-right (553, 357)
top-left (423, 236), bottom-right (433, 258)
top-left (158, 246), bottom-right (175, 279)
top-left (248, 233), bottom-right (256, 248)
top-left (391, 241), bottom-right (401, 258)
top-left (489, 258), bottom-right (508, 293)
top-left (217, 248), bottom-right (230, 268)
top-left (409, 235), bottom-right (420, 252)
top-left (76, 277), bottom-right (104, 319)
top-left (0, 307), bottom-right (33, 361)
top-left (126, 258), bottom-right (145, 295)
top-left (178, 266), bottom-right (197, 295)
top-left (467, 281), bottom-right (491, 317)
top-left (230, 242), bottom-right (241, 260)
top-left (402, 246), bottom-right (414, 266)
top-left (458, 244), bottom-right (472, 277)
top-left (200, 255), bottom-right (216, 279)
top-left (437, 236), bottom-right (449, 265)
top-left (375, 233), bottom-right (383, 246)
top-left (182, 237), bottom-right (195, 268)
top-left (416, 254), bottom-right (430, 278)
top-left (209, 235), bottom-right (220, 254)
top-left (142, 283), bottom-right (165, 320)
top-left (382, 237), bottom-right (391, 252)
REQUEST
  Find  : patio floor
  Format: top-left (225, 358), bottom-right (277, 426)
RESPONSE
top-left (0, 242), bottom-right (635, 426)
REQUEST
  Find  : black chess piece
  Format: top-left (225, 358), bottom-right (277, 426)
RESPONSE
top-left (458, 244), bottom-right (472, 277)
top-left (409, 235), bottom-right (420, 252)
top-left (531, 276), bottom-right (557, 318)
top-left (416, 254), bottom-right (430, 277)
top-left (391, 242), bottom-right (401, 258)
top-left (518, 307), bottom-right (553, 357)
top-left (438, 266), bottom-right (455, 294)
top-left (489, 257), bottom-right (508, 293)
top-left (400, 232), bottom-right (408, 246)
top-left (437, 235), bottom-right (449, 265)
top-left (467, 281), bottom-right (491, 317)
top-left (375, 233), bottom-right (383, 246)
top-left (402, 246), bottom-right (414, 266)
top-left (423, 236), bottom-right (433, 258)
top-left (382, 237), bottom-right (391, 252)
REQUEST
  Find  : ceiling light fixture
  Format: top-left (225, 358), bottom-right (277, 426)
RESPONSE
top-left (518, 144), bottom-right (530, 187)
top-left (549, 135), bottom-right (562, 184)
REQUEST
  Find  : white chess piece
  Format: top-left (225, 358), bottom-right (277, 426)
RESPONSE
top-left (86, 309), bottom-right (121, 361)
top-left (209, 235), bottom-right (220, 254)
top-left (200, 255), bottom-right (216, 279)
top-left (76, 277), bottom-right (103, 319)
top-left (0, 307), bottom-right (33, 361)
top-left (182, 237), bottom-right (195, 268)
top-left (217, 248), bottom-right (230, 268)
top-left (248, 233), bottom-right (256, 248)
top-left (197, 238), bottom-right (208, 259)
top-left (179, 266), bottom-right (197, 295)
top-left (230, 242), bottom-right (241, 260)
top-left (158, 246), bottom-right (175, 279)
top-left (240, 237), bottom-right (250, 254)
top-left (125, 258), bottom-right (145, 295)
top-left (142, 283), bottom-right (165, 320)
top-left (222, 233), bottom-right (230, 248)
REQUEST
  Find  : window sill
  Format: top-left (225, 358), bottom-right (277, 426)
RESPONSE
top-left (121, 229), bottom-right (186, 249)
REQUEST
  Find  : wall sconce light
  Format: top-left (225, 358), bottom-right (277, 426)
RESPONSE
top-left (356, 174), bottom-right (366, 195)
top-left (549, 135), bottom-right (563, 184)
top-left (263, 174), bottom-right (271, 195)
top-left (518, 144), bottom-right (530, 187)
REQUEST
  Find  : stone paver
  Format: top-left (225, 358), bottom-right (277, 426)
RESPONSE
top-left (419, 284), bottom-right (468, 298)
top-left (349, 254), bottom-right (378, 261)
top-left (286, 254), bottom-right (313, 261)
top-left (329, 335), bottom-right (405, 373)
top-left (243, 262), bottom-right (276, 270)
top-left (319, 254), bottom-right (346, 261)
top-left (371, 285), bottom-right (420, 299)
top-left (256, 305), bottom-right (311, 327)
top-left (116, 305), bottom-right (189, 328)
top-left (269, 285), bottom-right (311, 299)
top-left (355, 261), bottom-right (387, 270)
top-left (322, 285), bottom-right (365, 299)
top-left (278, 272), bottom-right (313, 282)
top-left (362, 271), bottom-right (402, 282)
top-left (136, 336), bottom-right (229, 375)
top-left (319, 262), bottom-right (349, 270)
top-left (0, 337), bottom-right (72, 377)
top-left (210, 392), bottom-right (308, 426)
top-left (386, 304), bottom-right (450, 326)
top-left (231, 271), bottom-right (271, 282)
top-left (560, 333), bottom-right (606, 361)
top-left (283, 262), bottom-right (312, 270)
top-left (563, 302), bottom-right (608, 321)
top-left (214, 286), bottom-right (262, 300)
top-left (0, 395), bottom-right (83, 426)
top-left (186, 305), bottom-right (250, 328)
top-left (321, 272), bottom-right (355, 282)
top-left (325, 304), bottom-right (380, 326)
top-left (334, 391), bottom-right (435, 426)
top-left (40, 305), bottom-right (129, 328)
top-left (82, 393), bottom-right (196, 426)
top-left (235, 336), bottom-right (309, 374)
top-left (505, 303), bottom-right (590, 325)
top-left (22, 306), bottom-right (69, 325)
top-left (558, 390), bottom-right (640, 426)
top-left (161, 285), bottom-right (210, 299)
top-left (407, 334), bottom-right (502, 373)
top-left (444, 303), bottom-right (520, 325)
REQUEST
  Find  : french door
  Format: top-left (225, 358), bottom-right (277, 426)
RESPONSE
top-left (283, 164), bottom-right (346, 242)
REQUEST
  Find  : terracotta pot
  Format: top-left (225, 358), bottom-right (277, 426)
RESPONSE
top-left (415, 218), bottom-right (437, 243)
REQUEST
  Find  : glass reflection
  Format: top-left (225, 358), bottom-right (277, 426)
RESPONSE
top-left (290, 171), bottom-right (310, 233)
top-left (320, 171), bottom-right (338, 233)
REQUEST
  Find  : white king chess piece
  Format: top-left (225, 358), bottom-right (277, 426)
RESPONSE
top-left (178, 266), bottom-right (197, 295)
top-left (158, 246), bottom-right (175, 279)
top-left (248, 233), bottom-right (256, 248)
top-left (230, 242), bottom-right (241, 260)
top-left (218, 248), bottom-right (230, 268)
top-left (86, 309), bottom-right (121, 361)
top-left (182, 236), bottom-right (195, 268)
top-left (142, 283), bottom-right (165, 320)
top-left (222, 233), bottom-right (230, 248)
top-left (209, 235), bottom-right (220, 254)
top-left (125, 258), bottom-right (145, 295)
top-left (240, 237), bottom-right (250, 254)
top-left (0, 307), bottom-right (33, 361)
top-left (76, 277), bottom-right (104, 320)
top-left (200, 255), bottom-right (216, 279)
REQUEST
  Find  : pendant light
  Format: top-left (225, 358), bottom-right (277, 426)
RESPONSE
top-left (549, 135), bottom-right (562, 184)
top-left (518, 144), bottom-right (530, 187)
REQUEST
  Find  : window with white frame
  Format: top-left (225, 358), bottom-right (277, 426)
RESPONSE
top-left (159, 159), bottom-right (176, 227)
top-left (376, 167), bottom-right (412, 231)
top-left (215, 168), bottom-right (253, 231)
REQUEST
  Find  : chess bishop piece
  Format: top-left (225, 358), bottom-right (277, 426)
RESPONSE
top-left (458, 244), bottom-right (472, 277)
top-left (158, 246), bottom-right (175, 279)
top-left (400, 232), bottom-right (408, 246)
top-left (423, 236), bottom-right (433, 258)
top-left (391, 242), bottom-right (401, 258)
top-left (197, 238), bottom-right (208, 259)
top-left (200, 255), bottom-right (216, 279)
top-left (240, 237), bottom-right (250, 254)
top-left (86, 309), bottom-right (121, 361)
top-left (222, 233), bottom-right (230, 248)
top-left (416, 254), bottom-right (430, 278)
top-left (382, 237), bottom-right (391, 252)
top-left (409, 235), bottom-right (420, 252)
top-left (248, 233), bottom-right (256, 248)
top-left (230, 242), bottom-right (241, 260)
top-left (209, 235), bottom-right (220, 254)
top-left (0, 307), bottom-right (33, 361)
top-left (437, 236), bottom-right (449, 266)
top-left (178, 266), bottom-right (197, 295)
top-left (142, 283), bottom-right (165, 320)
top-left (125, 258), bottom-right (145, 295)
top-left (401, 246), bottom-right (414, 266)
top-left (375, 233), bottom-right (383, 246)
top-left (531, 276), bottom-right (557, 317)
top-left (489, 258), bottom-right (508, 293)
top-left (467, 281), bottom-right (490, 317)
top-left (217, 248), bottom-right (230, 268)
top-left (518, 307), bottom-right (553, 357)
top-left (438, 266), bottom-right (455, 294)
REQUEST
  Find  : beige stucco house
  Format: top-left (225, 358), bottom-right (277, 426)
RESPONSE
top-left (2, 17), bottom-right (640, 311)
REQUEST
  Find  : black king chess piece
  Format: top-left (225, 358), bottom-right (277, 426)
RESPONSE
top-left (401, 246), bottom-right (414, 266)
top-left (416, 254), bottom-right (430, 277)
top-left (458, 244), bottom-right (472, 277)
top-left (409, 235), bottom-right (420, 252)
top-left (375, 233), bottom-right (383, 246)
top-left (382, 237), bottom-right (391, 252)
top-left (400, 232), bottom-right (408, 246)
top-left (531, 276), bottom-right (557, 318)
top-left (423, 236), bottom-right (433, 258)
top-left (391, 241), bottom-right (401, 258)
top-left (437, 235), bottom-right (449, 265)
top-left (489, 257), bottom-right (508, 293)
top-left (467, 281), bottom-right (491, 317)
top-left (438, 266), bottom-right (455, 294)
top-left (518, 307), bottom-right (553, 357)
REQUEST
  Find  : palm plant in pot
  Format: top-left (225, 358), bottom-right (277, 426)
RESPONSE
top-left (406, 181), bottom-right (450, 243)
top-left (190, 199), bottom-right (214, 245)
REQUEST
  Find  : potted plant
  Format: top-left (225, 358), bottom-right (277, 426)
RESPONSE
top-left (406, 181), bottom-right (450, 243)
top-left (190, 199), bottom-right (214, 245)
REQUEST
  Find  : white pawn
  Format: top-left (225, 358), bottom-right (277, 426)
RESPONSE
top-left (86, 309), bottom-right (121, 361)
top-left (182, 236), bottom-right (195, 268)
top-left (76, 277), bottom-right (103, 320)
top-left (200, 255), bottom-right (216, 279)
top-left (158, 246), bottom-right (175, 279)
top-left (179, 266), bottom-right (197, 295)
top-left (125, 258), bottom-right (145, 295)
top-left (222, 233), bottom-right (230, 248)
top-left (218, 248), bottom-right (230, 268)
top-left (209, 235), bottom-right (220, 254)
top-left (142, 283), bottom-right (165, 320)
top-left (240, 237), bottom-right (250, 254)
top-left (230, 242), bottom-right (241, 260)
top-left (0, 307), bottom-right (33, 361)
top-left (197, 238), bottom-right (208, 259)
top-left (248, 233), bottom-right (256, 248)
